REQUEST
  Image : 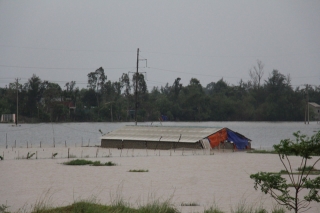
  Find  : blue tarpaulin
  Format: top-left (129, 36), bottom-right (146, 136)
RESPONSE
top-left (227, 129), bottom-right (249, 149)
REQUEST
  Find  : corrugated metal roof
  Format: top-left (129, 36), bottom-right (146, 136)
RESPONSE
top-left (101, 125), bottom-right (223, 143)
top-left (309, 102), bottom-right (320, 108)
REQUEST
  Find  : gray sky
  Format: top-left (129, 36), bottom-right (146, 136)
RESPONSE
top-left (0, 1), bottom-right (319, 91)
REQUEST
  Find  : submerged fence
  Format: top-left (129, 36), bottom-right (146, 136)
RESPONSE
top-left (0, 146), bottom-right (219, 160)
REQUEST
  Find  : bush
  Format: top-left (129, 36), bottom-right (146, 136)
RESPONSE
top-left (250, 130), bottom-right (320, 213)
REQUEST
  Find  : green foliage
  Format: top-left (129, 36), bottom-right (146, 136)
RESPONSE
top-left (128, 169), bottom-right (149, 172)
top-left (138, 199), bottom-right (178, 213)
top-left (30, 200), bottom-right (178, 213)
top-left (181, 202), bottom-right (199, 206)
top-left (203, 206), bottom-right (225, 213)
top-left (0, 204), bottom-right (9, 213)
top-left (297, 165), bottom-right (315, 171)
top-left (104, 161), bottom-right (117, 166)
top-left (247, 150), bottom-right (277, 154)
top-left (1, 67), bottom-right (319, 122)
top-left (63, 159), bottom-right (116, 166)
top-left (63, 159), bottom-right (93, 165)
top-left (250, 130), bottom-right (320, 212)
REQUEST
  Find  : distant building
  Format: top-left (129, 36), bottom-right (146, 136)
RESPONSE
top-left (309, 102), bottom-right (320, 121)
top-left (1, 114), bottom-right (15, 123)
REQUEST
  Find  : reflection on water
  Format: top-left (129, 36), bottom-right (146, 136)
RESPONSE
top-left (0, 122), bottom-right (319, 149)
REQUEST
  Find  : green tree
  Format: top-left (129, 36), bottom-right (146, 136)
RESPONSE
top-left (0, 88), bottom-right (12, 115)
top-left (87, 67), bottom-right (106, 117)
top-left (42, 81), bottom-right (62, 121)
top-left (25, 74), bottom-right (42, 117)
top-left (250, 131), bottom-right (320, 213)
top-left (132, 73), bottom-right (148, 121)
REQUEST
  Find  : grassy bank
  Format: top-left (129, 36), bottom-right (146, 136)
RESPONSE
top-left (1, 199), bottom-right (287, 213)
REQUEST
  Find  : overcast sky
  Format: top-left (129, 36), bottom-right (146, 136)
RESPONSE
top-left (0, 1), bottom-right (319, 91)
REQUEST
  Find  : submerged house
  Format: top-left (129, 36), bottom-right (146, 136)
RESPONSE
top-left (101, 125), bottom-right (251, 150)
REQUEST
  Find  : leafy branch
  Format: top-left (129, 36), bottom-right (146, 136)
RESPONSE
top-left (250, 130), bottom-right (320, 213)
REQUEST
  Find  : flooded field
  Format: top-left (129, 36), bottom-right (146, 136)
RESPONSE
top-left (1, 147), bottom-right (320, 213)
top-left (1, 122), bottom-right (320, 212)
top-left (0, 121), bottom-right (319, 149)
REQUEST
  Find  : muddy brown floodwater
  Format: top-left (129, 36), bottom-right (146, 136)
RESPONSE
top-left (1, 147), bottom-right (320, 213)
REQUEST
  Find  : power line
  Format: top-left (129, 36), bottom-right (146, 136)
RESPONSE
top-left (141, 48), bottom-right (320, 59)
top-left (0, 64), bottom-right (133, 70)
top-left (0, 44), bottom-right (137, 54)
top-left (148, 66), bottom-right (247, 79)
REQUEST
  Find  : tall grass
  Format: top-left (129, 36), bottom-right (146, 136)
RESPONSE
top-left (6, 199), bottom-right (287, 213)
top-left (204, 206), bottom-right (224, 213)
top-left (138, 200), bottom-right (178, 213)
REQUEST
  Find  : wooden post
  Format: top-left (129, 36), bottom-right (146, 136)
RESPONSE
top-left (68, 148), bottom-right (70, 158)
top-left (6, 133), bottom-right (7, 149)
top-left (135, 48), bottom-right (139, 126)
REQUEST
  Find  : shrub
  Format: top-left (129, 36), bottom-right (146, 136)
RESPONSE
top-left (250, 130), bottom-right (320, 213)
top-left (128, 169), bottom-right (148, 172)
top-left (63, 159), bottom-right (93, 165)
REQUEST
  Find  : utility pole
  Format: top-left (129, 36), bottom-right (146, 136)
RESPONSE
top-left (15, 78), bottom-right (20, 126)
top-left (307, 84), bottom-right (309, 124)
top-left (135, 48), bottom-right (139, 126)
top-left (133, 48), bottom-right (147, 126)
top-left (304, 84), bottom-right (309, 125)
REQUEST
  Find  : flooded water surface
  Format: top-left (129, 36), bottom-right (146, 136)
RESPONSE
top-left (1, 122), bottom-right (320, 212)
top-left (1, 121), bottom-right (319, 149)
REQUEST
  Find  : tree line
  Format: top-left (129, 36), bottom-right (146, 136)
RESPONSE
top-left (0, 61), bottom-right (319, 122)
